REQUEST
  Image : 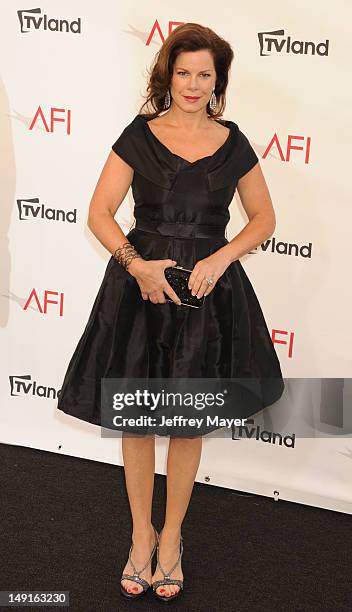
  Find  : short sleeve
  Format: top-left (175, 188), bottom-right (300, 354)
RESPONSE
top-left (110, 115), bottom-right (179, 189)
top-left (111, 121), bottom-right (139, 170)
top-left (207, 122), bottom-right (259, 191)
top-left (235, 129), bottom-right (259, 179)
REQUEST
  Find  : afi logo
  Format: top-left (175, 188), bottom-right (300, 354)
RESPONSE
top-left (272, 329), bottom-right (294, 359)
top-left (24, 289), bottom-right (64, 316)
top-left (146, 20), bottom-right (185, 44)
top-left (30, 106), bottom-right (71, 134)
top-left (263, 134), bottom-right (311, 164)
top-left (17, 8), bottom-right (81, 34)
top-left (258, 29), bottom-right (329, 56)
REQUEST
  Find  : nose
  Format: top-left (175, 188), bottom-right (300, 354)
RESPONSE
top-left (185, 75), bottom-right (199, 91)
top-left (189, 78), bottom-right (198, 90)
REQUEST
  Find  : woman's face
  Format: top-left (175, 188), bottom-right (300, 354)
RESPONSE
top-left (170, 49), bottom-right (216, 113)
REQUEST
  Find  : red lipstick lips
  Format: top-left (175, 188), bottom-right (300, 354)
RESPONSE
top-left (183, 96), bottom-right (200, 102)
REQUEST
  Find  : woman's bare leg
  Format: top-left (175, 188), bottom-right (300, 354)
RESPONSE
top-left (120, 432), bottom-right (156, 595)
top-left (152, 436), bottom-right (203, 597)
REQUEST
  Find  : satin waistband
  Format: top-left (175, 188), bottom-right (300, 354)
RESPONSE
top-left (134, 218), bottom-right (226, 239)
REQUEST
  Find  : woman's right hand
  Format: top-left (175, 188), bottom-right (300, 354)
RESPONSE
top-left (127, 258), bottom-right (182, 305)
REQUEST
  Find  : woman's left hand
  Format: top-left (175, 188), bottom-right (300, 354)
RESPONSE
top-left (188, 251), bottom-right (231, 299)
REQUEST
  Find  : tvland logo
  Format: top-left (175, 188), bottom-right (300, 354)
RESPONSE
top-left (231, 419), bottom-right (296, 447)
top-left (17, 198), bottom-right (77, 223)
top-left (254, 237), bottom-right (312, 258)
top-left (258, 29), bottom-right (329, 56)
top-left (17, 8), bottom-right (81, 33)
top-left (9, 374), bottom-right (59, 399)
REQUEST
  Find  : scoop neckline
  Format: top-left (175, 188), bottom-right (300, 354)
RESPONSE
top-left (139, 114), bottom-right (233, 166)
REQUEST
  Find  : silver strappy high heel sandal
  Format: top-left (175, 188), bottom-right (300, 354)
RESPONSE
top-left (120, 525), bottom-right (159, 599)
top-left (152, 533), bottom-right (184, 603)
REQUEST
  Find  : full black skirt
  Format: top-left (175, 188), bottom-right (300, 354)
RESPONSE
top-left (57, 228), bottom-right (285, 437)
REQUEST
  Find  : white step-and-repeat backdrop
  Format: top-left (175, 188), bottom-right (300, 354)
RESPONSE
top-left (1, 2), bottom-right (351, 514)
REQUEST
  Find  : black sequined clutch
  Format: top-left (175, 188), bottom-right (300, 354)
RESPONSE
top-left (164, 266), bottom-right (205, 308)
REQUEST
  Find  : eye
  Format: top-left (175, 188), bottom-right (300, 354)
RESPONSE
top-left (176, 71), bottom-right (211, 77)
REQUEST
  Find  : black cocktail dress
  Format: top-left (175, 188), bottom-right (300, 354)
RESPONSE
top-left (57, 114), bottom-right (285, 436)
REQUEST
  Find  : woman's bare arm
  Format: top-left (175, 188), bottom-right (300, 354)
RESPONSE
top-left (87, 151), bottom-right (135, 252)
top-left (187, 161), bottom-right (277, 297)
top-left (220, 162), bottom-right (276, 264)
top-left (87, 150), bottom-right (180, 303)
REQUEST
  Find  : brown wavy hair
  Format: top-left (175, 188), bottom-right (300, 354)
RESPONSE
top-left (138, 23), bottom-right (234, 122)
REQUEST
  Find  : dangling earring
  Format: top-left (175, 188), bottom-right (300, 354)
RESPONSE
top-left (209, 87), bottom-right (217, 112)
top-left (164, 88), bottom-right (171, 109)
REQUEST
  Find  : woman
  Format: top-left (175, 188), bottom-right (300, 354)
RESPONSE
top-left (57, 23), bottom-right (284, 603)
